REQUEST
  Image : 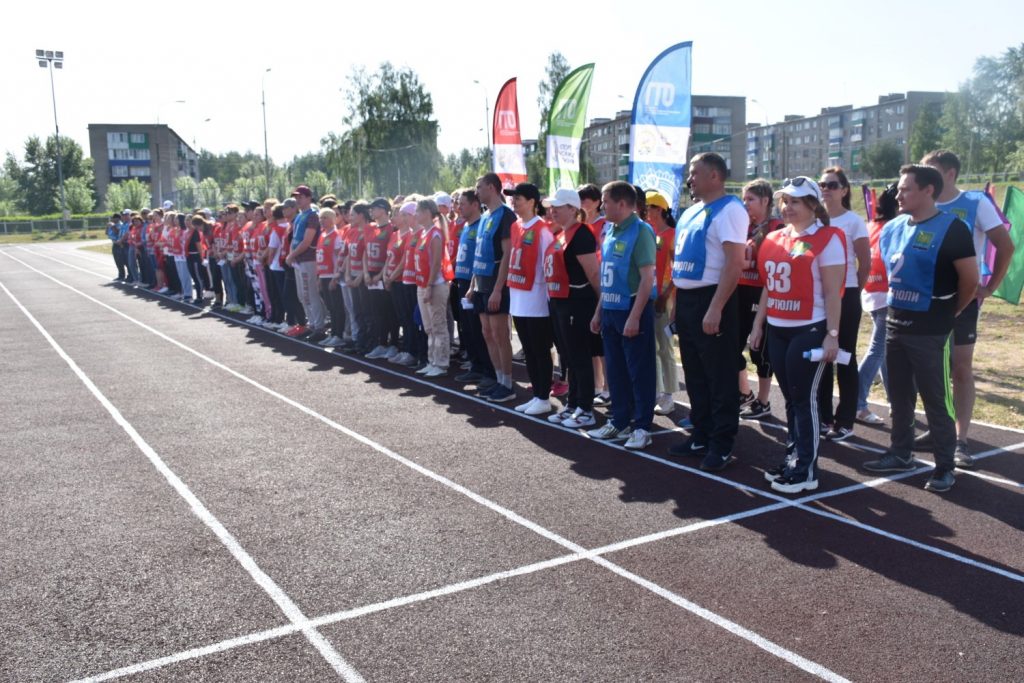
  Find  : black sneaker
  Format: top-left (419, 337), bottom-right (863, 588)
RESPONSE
top-left (455, 371), bottom-right (484, 383)
top-left (925, 468), bottom-right (955, 492)
top-left (825, 425), bottom-right (854, 442)
top-left (667, 437), bottom-right (707, 458)
top-left (863, 452), bottom-right (916, 473)
top-left (740, 399), bottom-right (771, 420)
top-left (739, 390), bottom-right (755, 407)
top-left (912, 431), bottom-right (934, 452)
top-left (486, 384), bottom-right (516, 403)
top-left (763, 460), bottom-right (796, 483)
top-left (771, 472), bottom-right (819, 494)
top-left (819, 422), bottom-right (832, 437)
top-left (593, 391), bottom-right (610, 407)
top-left (954, 440), bottom-right (974, 468)
top-left (700, 451), bottom-right (734, 472)
top-left (677, 416), bottom-right (694, 432)
top-left (477, 377), bottom-right (497, 392)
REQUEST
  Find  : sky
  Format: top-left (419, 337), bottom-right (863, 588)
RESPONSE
top-left (3, 0), bottom-right (1022, 170)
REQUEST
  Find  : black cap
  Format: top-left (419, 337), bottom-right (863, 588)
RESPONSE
top-left (502, 182), bottom-right (541, 203)
top-left (368, 197), bottom-right (392, 212)
top-left (242, 200), bottom-right (260, 210)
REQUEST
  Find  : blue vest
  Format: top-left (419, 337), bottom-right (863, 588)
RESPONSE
top-left (672, 195), bottom-right (743, 281)
top-left (455, 217), bottom-right (481, 280)
top-left (601, 216), bottom-right (655, 311)
top-left (472, 205), bottom-right (510, 276)
top-left (879, 212), bottom-right (956, 312)
top-left (939, 190), bottom-right (990, 276)
top-left (291, 209), bottom-right (314, 249)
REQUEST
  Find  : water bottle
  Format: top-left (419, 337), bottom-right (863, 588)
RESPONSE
top-left (803, 348), bottom-right (852, 365)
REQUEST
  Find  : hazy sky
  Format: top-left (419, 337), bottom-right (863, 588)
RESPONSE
top-left (3, 0), bottom-right (1021, 170)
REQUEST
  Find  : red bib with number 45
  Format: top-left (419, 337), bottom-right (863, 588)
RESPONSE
top-left (757, 226), bottom-right (845, 321)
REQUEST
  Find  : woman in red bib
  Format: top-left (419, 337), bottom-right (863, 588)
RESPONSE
top-left (505, 183), bottom-right (555, 416)
top-left (750, 177), bottom-right (846, 494)
top-left (543, 188), bottom-right (601, 428)
top-left (414, 198), bottom-right (453, 378)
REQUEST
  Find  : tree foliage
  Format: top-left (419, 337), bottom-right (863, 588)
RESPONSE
top-left (61, 177), bottom-right (95, 214)
top-left (175, 176), bottom-right (200, 209)
top-left (323, 62), bottom-right (440, 197)
top-left (197, 177), bottom-right (223, 209)
top-left (4, 135), bottom-right (95, 215)
top-left (860, 141), bottom-right (904, 179)
top-left (528, 52), bottom-right (573, 190)
top-left (104, 179), bottom-right (151, 212)
top-left (908, 104), bottom-right (943, 164)
top-left (437, 148), bottom-right (490, 191)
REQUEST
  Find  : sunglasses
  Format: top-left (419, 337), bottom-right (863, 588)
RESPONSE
top-left (818, 180), bottom-right (843, 190)
top-left (782, 177), bottom-right (814, 188)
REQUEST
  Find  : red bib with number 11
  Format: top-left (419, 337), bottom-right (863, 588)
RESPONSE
top-left (757, 226), bottom-right (845, 321)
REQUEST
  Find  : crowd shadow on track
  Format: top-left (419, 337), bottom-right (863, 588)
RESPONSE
top-left (105, 283), bottom-right (1024, 635)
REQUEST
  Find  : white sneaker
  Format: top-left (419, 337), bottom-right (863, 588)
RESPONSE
top-left (415, 363), bottom-right (435, 375)
top-left (624, 428), bottom-right (652, 450)
top-left (389, 351), bottom-right (410, 364)
top-left (247, 315), bottom-right (261, 324)
top-left (654, 393), bottom-right (675, 416)
top-left (276, 322), bottom-right (291, 332)
top-left (240, 306), bottom-right (254, 315)
top-left (514, 399), bottom-right (533, 412)
top-left (423, 365), bottom-right (447, 378)
top-left (548, 408), bottom-right (576, 424)
top-left (587, 423), bottom-right (622, 440)
top-left (562, 411), bottom-right (596, 429)
top-left (385, 346), bottom-right (399, 360)
top-left (317, 336), bottom-right (335, 347)
top-left (366, 345), bottom-right (388, 359)
top-left (262, 321), bottom-right (278, 330)
top-left (523, 397), bottom-right (554, 416)
top-left (157, 287), bottom-right (170, 294)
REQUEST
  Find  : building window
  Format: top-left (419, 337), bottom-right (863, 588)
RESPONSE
top-left (111, 165), bottom-right (129, 178)
top-left (897, 105), bottom-right (905, 114)
top-left (129, 133), bottom-right (146, 144)
top-left (129, 166), bottom-right (151, 178)
top-left (712, 123), bottom-right (731, 135)
top-left (895, 121), bottom-right (905, 131)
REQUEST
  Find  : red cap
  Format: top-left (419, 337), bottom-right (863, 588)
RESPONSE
top-left (291, 185), bottom-right (313, 198)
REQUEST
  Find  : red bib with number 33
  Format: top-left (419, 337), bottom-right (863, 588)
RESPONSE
top-left (757, 226), bottom-right (845, 321)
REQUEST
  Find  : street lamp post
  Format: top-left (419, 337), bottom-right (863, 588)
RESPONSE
top-left (262, 68), bottom-right (272, 198)
top-left (36, 49), bottom-right (66, 232)
top-left (472, 80), bottom-right (490, 156)
top-left (155, 99), bottom-right (186, 205)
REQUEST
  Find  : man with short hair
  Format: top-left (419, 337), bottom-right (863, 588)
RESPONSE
top-left (469, 173), bottom-right (517, 402)
top-left (666, 153), bottom-right (747, 471)
top-left (863, 164), bottom-right (978, 493)
top-left (919, 150), bottom-right (1015, 465)
top-left (453, 189), bottom-right (496, 386)
top-left (285, 185), bottom-right (326, 337)
top-left (107, 212), bottom-right (127, 281)
top-left (588, 181), bottom-right (658, 449)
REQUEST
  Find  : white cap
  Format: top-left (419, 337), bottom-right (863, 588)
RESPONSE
top-left (432, 191), bottom-right (452, 208)
top-left (541, 187), bottom-right (581, 209)
top-left (399, 201), bottom-right (417, 216)
top-left (162, 200), bottom-right (174, 210)
top-left (773, 177), bottom-right (822, 202)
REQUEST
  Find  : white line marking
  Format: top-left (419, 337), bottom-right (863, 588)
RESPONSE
top-left (5, 249), bottom-right (853, 682)
top-left (16, 246), bottom-right (1024, 584)
top-left (0, 278), bottom-right (365, 683)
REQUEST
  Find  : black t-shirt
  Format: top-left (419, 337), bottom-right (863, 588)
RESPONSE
top-left (564, 223), bottom-right (598, 298)
top-left (887, 214), bottom-right (974, 336)
top-left (187, 228), bottom-right (202, 254)
top-left (476, 206), bottom-right (516, 292)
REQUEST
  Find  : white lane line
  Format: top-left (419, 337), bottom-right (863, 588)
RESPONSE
top-left (5, 250), bottom-right (852, 682)
top-left (0, 277), bottom-right (364, 683)
top-left (16, 247), bottom-right (1024, 584)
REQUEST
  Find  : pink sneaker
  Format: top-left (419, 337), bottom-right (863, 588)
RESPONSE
top-left (551, 379), bottom-right (569, 398)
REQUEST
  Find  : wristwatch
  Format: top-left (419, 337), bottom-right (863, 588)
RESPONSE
top-left (828, 329), bottom-right (839, 338)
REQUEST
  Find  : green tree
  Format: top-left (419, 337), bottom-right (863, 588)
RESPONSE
top-left (860, 141), bottom-right (904, 179)
top-left (908, 104), bottom-right (943, 164)
top-left (527, 52), bottom-right (573, 191)
top-left (229, 177), bottom-right (259, 203)
top-left (104, 179), bottom-right (151, 212)
top-left (61, 176), bottom-right (95, 214)
top-left (197, 177), bottom-right (223, 208)
top-left (303, 170), bottom-right (330, 200)
top-left (197, 150), bottom-right (270, 187)
top-left (324, 62), bottom-right (440, 196)
top-left (175, 176), bottom-right (199, 209)
top-left (4, 134), bottom-right (95, 215)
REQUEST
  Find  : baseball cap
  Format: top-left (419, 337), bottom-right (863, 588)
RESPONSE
top-left (161, 200), bottom-right (174, 210)
top-left (399, 201), bottom-right (417, 216)
top-left (541, 188), bottom-right (581, 209)
top-left (121, 209), bottom-right (131, 215)
top-left (291, 185), bottom-right (313, 198)
top-left (432, 191), bottom-right (452, 208)
top-left (369, 197), bottom-right (392, 212)
top-left (242, 200), bottom-right (260, 210)
top-left (281, 197), bottom-right (298, 208)
top-left (502, 182), bottom-right (541, 204)
top-left (200, 208), bottom-right (213, 218)
top-left (773, 177), bottom-right (822, 202)
top-left (644, 190), bottom-right (670, 211)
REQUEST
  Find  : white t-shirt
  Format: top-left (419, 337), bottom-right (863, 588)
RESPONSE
top-left (672, 199), bottom-right (748, 289)
top-left (768, 222), bottom-right (846, 328)
top-left (509, 216), bottom-right (554, 318)
top-left (936, 191), bottom-right (1004, 274)
top-left (829, 209), bottom-right (868, 289)
top-left (268, 226), bottom-right (284, 272)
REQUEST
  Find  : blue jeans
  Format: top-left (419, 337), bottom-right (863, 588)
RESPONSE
top-left (220, 261), bottom-right (238, 305)
top-left (126, 245), bottom-right (140, 283)
top-left (602, 300), bottom-right (656, 431)
top-left (857, 307), bottom-right (890, 412)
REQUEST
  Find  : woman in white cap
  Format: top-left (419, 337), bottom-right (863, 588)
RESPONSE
top-left (749, 177), bottom-right (846, 494)
top-left (543, 188), bottom-right (601, 427)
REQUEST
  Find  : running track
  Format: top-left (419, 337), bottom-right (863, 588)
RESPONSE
top-left (1, 242), bottom-right (1022, 682)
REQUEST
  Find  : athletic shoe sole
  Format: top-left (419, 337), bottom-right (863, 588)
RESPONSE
top-left (770, 478), bottom-right (819, 494)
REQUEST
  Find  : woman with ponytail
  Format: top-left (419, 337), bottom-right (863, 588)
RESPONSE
top-left (749, 177), bottom-right (846, 494)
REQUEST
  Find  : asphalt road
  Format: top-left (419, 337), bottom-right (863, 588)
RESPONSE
top-left (1, 241), bottom-right (1021, 682)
